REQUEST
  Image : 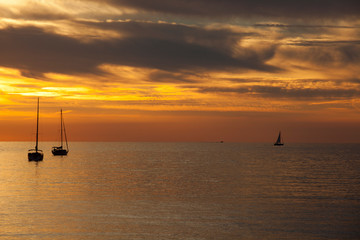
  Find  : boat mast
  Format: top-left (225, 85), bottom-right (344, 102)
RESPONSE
top-left (35, 97), bottom-right (39, 152)
top-left (60, 109), bottom-right (63, 148)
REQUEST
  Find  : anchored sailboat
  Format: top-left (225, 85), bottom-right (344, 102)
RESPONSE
top-left (274, 131), bottom-right (284, 146)
top-left (52, 109), bottom-right (69, 156)
top-left (28, 97), bottom-right (44, 161)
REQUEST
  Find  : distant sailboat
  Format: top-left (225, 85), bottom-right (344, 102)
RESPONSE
top-left (274, 131), bottom-right (284, 146)
top-left (52, 109), bottom-right (69, 156)
top-left (28, 97), bottom-right (44, 161)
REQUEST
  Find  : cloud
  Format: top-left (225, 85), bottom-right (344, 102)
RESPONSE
top-left (0, 23), bottom-right (279, 78)
top-left (147, 71), bottom-right (198, 83)
top-left (0, 2), bottom-right (71, 21)
top-left (0, 26), bottom-right (103, 77)
top-left (287, 40), bottom-right (360, 47)
top-left (0, 1), bottom-right (127, 21)
top-left (253, 24), bottom-right (360, 29)
top-left (96, 0), bottom-right (360, 19)
top-left (253, 23), bottom-right (360, 37)
top-left (278, 43), bottom-right (360, 67)
top-left (196, 84), bottom-right (360, 100)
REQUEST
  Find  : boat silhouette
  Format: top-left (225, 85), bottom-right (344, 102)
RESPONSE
top-left (274, 131), bottom-right (284, 146)
top-left (52, 109), bottom-right (69, 156)
top-left (28, 97), bottom-right (44, 161)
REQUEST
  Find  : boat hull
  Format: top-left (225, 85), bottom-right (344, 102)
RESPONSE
top-left (28, 151), bottom-right (44, 161)
top-left (274, 143), bottom-right (284, 146)
top-left (52, 148), bottom-right (68, 156)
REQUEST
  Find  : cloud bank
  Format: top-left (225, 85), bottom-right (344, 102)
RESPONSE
top-left (0, 22), bottom-right (279, 77)
top-left (99, 0), bottom-right (360, 19)
top-left (0, 0), bottom-right (359, 113)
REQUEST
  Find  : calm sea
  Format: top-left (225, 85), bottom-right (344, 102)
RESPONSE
top-left (0, 142), bottom-right (359, 240)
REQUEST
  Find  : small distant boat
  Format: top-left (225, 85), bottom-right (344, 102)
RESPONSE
top-left (28, 97), bottom-right (44, 161)
top-left (52, 109), bottom-right (69, 156)
top-left (274, 131), bottom-right (284, 146)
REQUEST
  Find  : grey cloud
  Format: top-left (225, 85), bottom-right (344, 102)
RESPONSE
top-left (347, 78), bottom-right (360, 84)
top-left (253, 24), bottom-right (360, 29)
top-left (0, 27), bottom-right (103, 77)
top-left (80, 20), bottom-right (257, 53)
top-left (147, 71), bottom-right (199, 83)
top-left (287, 40), bottom-right (360, 47)
top-left (253, 24), bottom-right (360, 37)
top-left (279, 43), bottom-right (360, 67)
top-left (97, 0), bottom-right (360, 19)
top-left (0, 23), bottom-right (278, 78)
top-left (197, 85), bottom-right (359, 100)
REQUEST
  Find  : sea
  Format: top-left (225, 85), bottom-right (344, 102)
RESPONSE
top-left (0, 142), bottom-right (359, 240)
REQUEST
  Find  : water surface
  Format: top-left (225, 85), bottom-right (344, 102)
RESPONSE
top-left (0, 142), bottom-right (359, 239)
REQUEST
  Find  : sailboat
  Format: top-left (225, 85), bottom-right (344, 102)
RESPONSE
top-left (52, 109), bottom-right (69, 156)
top-left (28, 97), bottom-right (44, 161)
top-left (274, 131), bottom-right (284, 146)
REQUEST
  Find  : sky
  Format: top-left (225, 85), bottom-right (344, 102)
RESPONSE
top-left (0, 0), bottom-right (360, 142)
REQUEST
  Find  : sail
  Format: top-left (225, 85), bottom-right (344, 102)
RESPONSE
top-left (63, 117), bottom-right (69, 151)
top-left (274, 131), bottom-right (284, 146)
top-left (276, 132), bottom-right (281, 144)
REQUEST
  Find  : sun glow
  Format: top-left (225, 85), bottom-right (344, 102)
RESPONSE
top-left (0, 0), bottom-right (359, 142)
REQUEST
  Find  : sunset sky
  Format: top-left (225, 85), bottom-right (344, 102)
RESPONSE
top-left (0, 0), bottom-right (360, 142)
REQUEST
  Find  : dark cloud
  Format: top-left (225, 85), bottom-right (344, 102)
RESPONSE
top-left (80, 20), bottom-right (257, 54)
top-left (253, 24), bottom-right (360, 37)
top-left (0, 27), bottom-right (103, 77)
top-left (279, 43), bottom-right (360, 67)
top-left (147, 71), bottom-right (198, 83)
top-left (217, 78), bottom-right (264, 83)
top-left (197, 85), bottom-right (359, 100)
top-left (347, 78), bottom-right (360, 84)
top-left (0, 23), bottom-right (278, 78)
top-left (253, 24), bottom-right (360, 29)
top-left (287, 40), bottom-right (360, 47)
top-left (97, 0), bottom-right (360, 19)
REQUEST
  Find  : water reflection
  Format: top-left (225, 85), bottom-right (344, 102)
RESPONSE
top-left (0, 142), bottom-right (359, 239)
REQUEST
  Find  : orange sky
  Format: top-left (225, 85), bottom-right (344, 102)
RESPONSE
top-left (0, 0), bottom-right (360, 142)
